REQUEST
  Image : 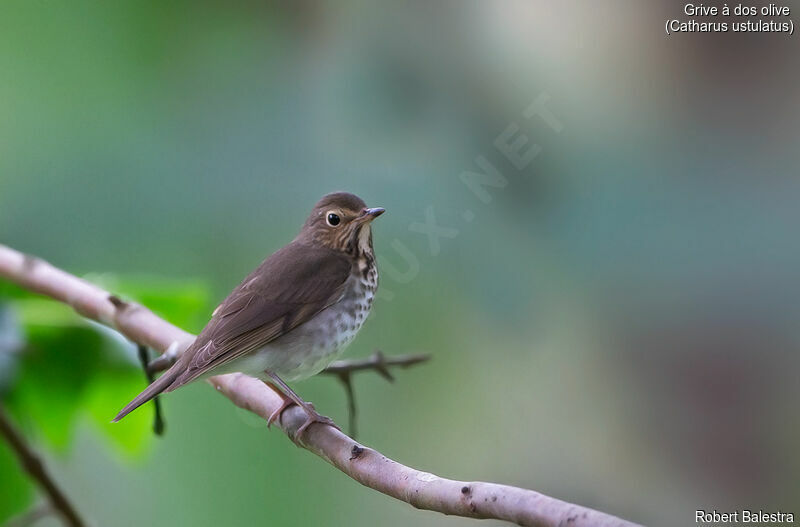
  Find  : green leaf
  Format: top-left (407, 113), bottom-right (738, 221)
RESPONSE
top-left (0, 281), bottom-right (35, 300)
top-left (6, 325), bottom-right (105, 450)
top-left (84, 365), bottom-right (154, 458)
top-left (1, 273), bottom-right (210, 460)
top-left (13, 298), bottom-right (84, 329)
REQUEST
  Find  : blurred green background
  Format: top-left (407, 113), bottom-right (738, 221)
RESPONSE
top-left (1, 2), bottom-right (798, 526)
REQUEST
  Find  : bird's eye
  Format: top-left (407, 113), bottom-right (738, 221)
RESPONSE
top-left (326, 212), bottom-right (341, 227)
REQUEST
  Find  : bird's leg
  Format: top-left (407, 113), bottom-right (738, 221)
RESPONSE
top-left (262, 381), bottom-right (296, 428)
top-left (265, 372), bottom-right (340, 440)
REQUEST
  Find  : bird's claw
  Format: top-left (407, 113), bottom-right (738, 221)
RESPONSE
top-left (293, 404), bottom-right (340, 442)
top-left (267, 398), bottom-right (296, 428)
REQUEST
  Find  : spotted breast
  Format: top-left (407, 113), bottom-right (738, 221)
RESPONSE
top-left (229, 257), bottom-right (378, 382)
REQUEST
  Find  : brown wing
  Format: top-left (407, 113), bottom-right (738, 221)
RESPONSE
top-left (165, 242), bottom-right (352, 390)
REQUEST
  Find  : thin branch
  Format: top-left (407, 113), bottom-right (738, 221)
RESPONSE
top-left (0, 244), bottom-right (640, 527)
top-left (333, 369), bottom-right (358, 438)
top-left (322, 350), bottom-right (431, 380)
top-left (0, 407), bottom-right (85, 527)
top-left (320, 351), bottom-right (431, 437)
top-left (136, 344), bottom-right (165, 435)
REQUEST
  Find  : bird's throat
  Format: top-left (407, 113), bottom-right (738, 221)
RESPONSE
top-left (357, 225), bottom-right (373, 255)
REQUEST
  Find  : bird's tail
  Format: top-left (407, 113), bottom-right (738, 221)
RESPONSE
top-left (112, 363), bottom-right (181, 422)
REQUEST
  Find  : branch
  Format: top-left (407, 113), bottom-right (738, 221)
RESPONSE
top-left (0, 244), bottom-right (640, 527)
top-left (136, 344), bottom-right (165, 435)
top-left (320, 351), bottom-right (431, 437)
top-left (0, 407), bottom-right (85, 527)
top-left (323, 351), bottom-right (431, 380)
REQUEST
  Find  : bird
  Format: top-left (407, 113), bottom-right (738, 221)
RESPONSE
top-left (113, 192), bottom-right (384, 439)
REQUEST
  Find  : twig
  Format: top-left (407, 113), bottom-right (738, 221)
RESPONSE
top-left (322, 351), bottom-right (431, 380)
top-left (0, 244), bottom-right (640, 527)
top-left (0, 407), bottom-right (85, 527)
top-left (320, 351), bottom-right (431, 437)
top-left (333, 369), bottom-right (358, 437)
top-left (136, 344), bottom-right (165, 435)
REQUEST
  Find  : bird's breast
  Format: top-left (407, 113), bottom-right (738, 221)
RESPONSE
top-left (325, 263), bottom-right (378, 351)
top-left (249, 264), bottom-right (378, 381)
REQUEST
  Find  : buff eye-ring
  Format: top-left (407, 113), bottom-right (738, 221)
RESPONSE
top-left (326, 212), bottom-right (341, 227)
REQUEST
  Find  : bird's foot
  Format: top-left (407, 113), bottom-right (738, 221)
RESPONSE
top-left (264, 382), bottom-right (297, 428)
top-left (267, 398), bottom-right (296, 428)
top-left (294, 402), bottom-right (340, 442)
top-left (262, 373), bottom-right (340, 442)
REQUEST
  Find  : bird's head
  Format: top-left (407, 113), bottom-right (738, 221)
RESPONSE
top-left (297, 192), bottom-right (385, 256)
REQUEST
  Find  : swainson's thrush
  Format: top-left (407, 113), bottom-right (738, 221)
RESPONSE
top-left (114, 192), bottom-right (384, 437)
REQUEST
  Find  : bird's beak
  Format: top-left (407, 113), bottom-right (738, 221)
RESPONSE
top-left (360, 207), bottom-right (385, 222)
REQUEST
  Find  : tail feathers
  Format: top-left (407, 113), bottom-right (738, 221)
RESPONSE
top-left (113, 366), bottom-right (181, 422)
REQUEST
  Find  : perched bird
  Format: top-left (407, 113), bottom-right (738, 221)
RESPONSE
top-left (113, 192), bottom-right (384, 438)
